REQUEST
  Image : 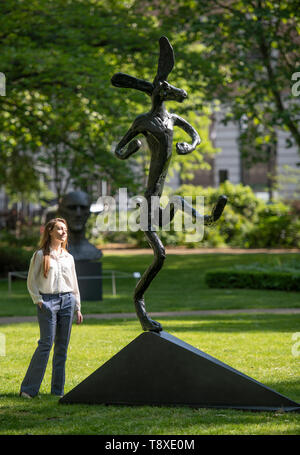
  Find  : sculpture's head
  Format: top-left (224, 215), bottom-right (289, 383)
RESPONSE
top-left (111, 36), bottom-right (187, 106)
top-left (58, 191), bottom-right (91, 233)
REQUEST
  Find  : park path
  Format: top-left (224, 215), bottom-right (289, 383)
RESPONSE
top-left (1, 247), bottom-right (298, 324)
top-left (101, 245), bottom-right (300, 255)
top-left (1, 308), bottom-right (300, 325)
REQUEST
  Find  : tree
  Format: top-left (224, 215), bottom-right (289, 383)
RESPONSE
top-left (0, 0), bottom-right (221, 204)
top-left (0, 0), bottom-right (156, 200)
top-left (139, 0), bottom-right (300, 153)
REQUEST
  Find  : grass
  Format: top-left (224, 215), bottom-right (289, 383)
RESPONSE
top-left (0, 315), bottom-right (299, 435)
top-left (1, 252), bottom-right (300, 317)
top-left (0, 252), bottom-right (300, 435)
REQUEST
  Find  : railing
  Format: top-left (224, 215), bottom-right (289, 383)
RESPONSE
top-left (8, 270), bottom-right (141, 296)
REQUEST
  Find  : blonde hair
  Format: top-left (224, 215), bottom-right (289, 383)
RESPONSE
top-left (35, 218), bottom-right (68, 278)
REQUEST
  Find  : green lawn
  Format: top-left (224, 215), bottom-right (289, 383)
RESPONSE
top-left (1, 252), bottom-right (300, 317)
top-left (0, 315), bottom-right (299, 435)
top-left (1, 252), bottom-right (300, 435)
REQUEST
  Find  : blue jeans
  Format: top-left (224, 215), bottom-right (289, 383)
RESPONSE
top-left (20, 292), bottom-right (76, 397)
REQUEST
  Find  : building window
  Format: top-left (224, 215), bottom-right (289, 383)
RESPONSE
top-left (219, 169), bottom-right (228, 183)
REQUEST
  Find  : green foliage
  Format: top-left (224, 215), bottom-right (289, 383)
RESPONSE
top-left (2, 252), bottom-right (300, 317)
top-left (246, 202), bottom-right (300, 248)
top-left (0, 0), bottom-right (156, 199)
top-left (0, 230), bottom-right (38, 248)
top-left (0, 0), bottom-right (219, 202)
top-left (139, 0), bottom-right (300, 151)
top-left (175, 182), bottom-right (300, 248)
top-left (1, 315), bottom-right (300, 434)
top-left (0, 245), bottom-right (32, 276)
top-left (205, 268), bottom-right (300, 292)
top-left (93, 182), bottom-right (300, 248)
top-left (276, 165), bottom-right (300, 200)
top-left (167, 99), bottom-right (218, 182)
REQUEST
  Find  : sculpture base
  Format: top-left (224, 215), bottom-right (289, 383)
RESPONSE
top-left (60, 331), bottom-right (300, 412)
top-left (75, 260), bottom-right (102, 301)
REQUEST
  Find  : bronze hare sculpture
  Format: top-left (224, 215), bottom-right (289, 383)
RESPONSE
top-left (111, 36), bottom-right (227, 332)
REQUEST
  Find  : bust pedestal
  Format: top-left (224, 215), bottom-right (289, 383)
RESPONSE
top-left (74, 259), bottom-right (102, 301)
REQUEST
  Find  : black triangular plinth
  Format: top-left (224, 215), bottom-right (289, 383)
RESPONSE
top-left (60, 331), bottom-right (300, 412)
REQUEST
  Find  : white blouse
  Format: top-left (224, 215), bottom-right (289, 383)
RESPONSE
top-left (27, 248), bottom-right (81, 312)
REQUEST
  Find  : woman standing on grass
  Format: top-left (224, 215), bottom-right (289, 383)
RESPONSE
top-left (20, 217), bottom-right (83, 399)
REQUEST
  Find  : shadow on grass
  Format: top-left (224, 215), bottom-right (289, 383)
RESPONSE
top-left (0, 390), bottom-right (299, 436)
top-left (2, 251), bottom-right (300, 317)
top-left (265, 378), bottom-right (300, 404)
top-left (81, 313), bottom-right (300, 334)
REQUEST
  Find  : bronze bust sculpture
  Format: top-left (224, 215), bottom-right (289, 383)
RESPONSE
top-left (58, 190), bottom-right (102, 261)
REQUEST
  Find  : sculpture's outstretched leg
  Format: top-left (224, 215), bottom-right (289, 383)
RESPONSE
top-left (205, 195), bottom-right (228, 224)
top-left (134, 195), bottom-right (227, 332)
top-left (153, 195), bottom-right (228, 228)
top-left (134, 229), bottom-right (165, 332)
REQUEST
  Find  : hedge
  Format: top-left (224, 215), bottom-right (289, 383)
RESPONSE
top-left (0, 245), bottom-right (32, 277)
top-left (204, 268), bottom-right (300, 292)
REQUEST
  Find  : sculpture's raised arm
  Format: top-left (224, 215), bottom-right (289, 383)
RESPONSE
top-left (173, 114), bottom-right (201, 155)
top-left (114, 130), bottom-right (142, 161)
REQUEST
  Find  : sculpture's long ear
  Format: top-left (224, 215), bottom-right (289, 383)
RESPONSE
top-left (111, 73), bottom-right (154, 96)
top-left (155, 36), bottom-right (175, 82)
